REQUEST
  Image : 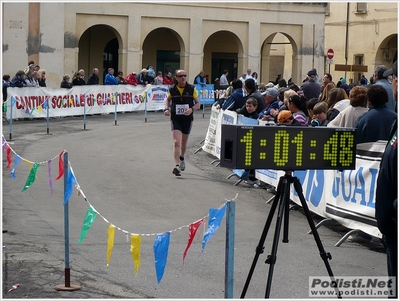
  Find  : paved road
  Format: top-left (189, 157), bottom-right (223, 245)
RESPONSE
top-left (2, 110), bottom-right (386, 299)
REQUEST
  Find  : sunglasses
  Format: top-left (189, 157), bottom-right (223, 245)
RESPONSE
top-left (177, 74), bottom-right (187, 78)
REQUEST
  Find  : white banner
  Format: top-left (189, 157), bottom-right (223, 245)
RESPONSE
top-left (200, 108), bottom-right (385, 238)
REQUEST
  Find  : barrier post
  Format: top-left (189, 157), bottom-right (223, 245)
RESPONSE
top-left (114, 92), bottom-right (118, 126)
top-left (9, 98), bottom-right (13, 140)
top-left (83, 95), bottom-right (87, 130)
top-left (54, 152), bottom-right (81, 292)
top-left (225, 201), bottom-right (235, 298)
top-left (46, 100), bottom-right (51, 135)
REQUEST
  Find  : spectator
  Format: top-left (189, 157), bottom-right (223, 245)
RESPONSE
top-left (375, 59), bottom-right (398, 285)
top-left (10, 70), bottom-right (26, 87)
top-left (258, 87), bottom-right (279, 121)
top-left (354, 85), bottom-right (397, 144)
top-left (78, 69), bottom-right (85, 81)
top-left (24, 61), bottom-right (35, 75)
top-left (60, 74), bottom-right (72, 89)
top-left (153, 71), bottom-right (164, 85)
top-left (320, 73), bottom-right (333, 101)
top-left (320, 82), bottom-right (335, 103)
top-left (137, 68), bottom-right (148, 85)
top-left (146, 65), bottom-right (155, 84)
top-left (221, 79), bottom-right (247, 111)
top-left (3, 75), bottom-right (11, 104)
top-left (72, 71), bottom-right (86, 86)
top-left (193, 71), bottom-right (207, 87)
top-left (274, 74), bottom-right (281, 85)
top-left (38, 69), bottom-right (46, 87)
top-left (328, 86), bottom-right (368, 128)
top-left (32, 71), bottom-right (40, 87)
top-left (34, 65), bottom-right (40, 72)
top-left (236, 97), bottom-right (259, 119)
top-left (24, 70), bottom-right (37, 87)
top-left (300, 70), bottom-right (321, 100)
top-left (163, 71), bottom-right (174, 85)
top-left (219, 70), bottom-right (229, 87)
top-left (310, 101), bottom-right (329, 126)
top-left (326, 87), bottom-right (350, 122)
top-left (288, 94), bottom-right (309, 125)
top-left (251, 72), bottom-right (258, 85)
top-left (87, 68), bottom-right (100, 85)
top-left (245, 69), bottom-right (253, 80)
top-left (305, 97), bottom-right (321, 120)
top-left (277, 110), bottom-right (301, 126)
top-left (116, 71), bottom-right (127, 84)
top-left (239, 73), bottom-right (247, 83)
top-left (104, 68), bottom-right (118, 85)
top-left (125, 72), bottom-right (138, 86)
top-left (244, 78), bottom-right (265, 114)
top-left (373, 64), bottom-right (396, 113)
top-left (277, 78), bottom-right (287, 89)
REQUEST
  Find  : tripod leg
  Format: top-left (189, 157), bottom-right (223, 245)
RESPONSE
top-left (240, 176), bottom-right (284, 299)
top-left (264, 176), bottom-right (291, 298)
top-left (292, 176), bottom-right (342, 299)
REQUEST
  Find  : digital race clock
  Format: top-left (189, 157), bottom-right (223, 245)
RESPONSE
top-left (220, 125), bottom-right (356, 170)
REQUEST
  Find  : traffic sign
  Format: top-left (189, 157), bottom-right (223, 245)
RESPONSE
top-left (327, 49), bottom-right (334, 59)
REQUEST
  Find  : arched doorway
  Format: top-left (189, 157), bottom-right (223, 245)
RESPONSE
top-left (78, 25), bottom-right (121, 84)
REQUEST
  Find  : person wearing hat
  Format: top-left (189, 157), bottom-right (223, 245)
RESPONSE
top-left (258, 87), bottom-right (279, 121)
top-left (125, 71), bottom-right (138, 86)
top-left (137, 68), bottom-right (148, 85)
top-left (300, 70), bottom-right (321, 101)
top-left (10, 70), bottom-right (26, 87)
top-left (375, 58), bottom-right (398, 286)
top-left (277, 110), bottom-right (301, 126)
top-left (374, 63), bottom-right (396, 113)
top-left (86, 68), bottom-right (100, 85)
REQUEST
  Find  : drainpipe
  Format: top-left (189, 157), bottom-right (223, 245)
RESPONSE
top-left (345, 2), bottom-right (350, 79)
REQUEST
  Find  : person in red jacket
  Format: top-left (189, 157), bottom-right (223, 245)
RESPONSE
top-left (125, 72), bottom-right (138, 86)
top-left (163, 71), bottom-right (174, 85)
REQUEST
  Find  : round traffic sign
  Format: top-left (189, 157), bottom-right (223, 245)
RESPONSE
top-left (327, 49), bottom-right (334, 59)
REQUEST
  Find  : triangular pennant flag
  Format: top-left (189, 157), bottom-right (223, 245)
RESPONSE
top-left (78, 206), bottom-right (97, 243)
top-left (106, 225), bottom-right (115, 266)
top-left (11, 156), bottom-right (21, 179)
top-left (25, 108), bottom-right (30, 114)
top-left (43, 100), bottom-right (48, 109)
top-left (11, 96), bottom-right (16, 106)
top-left (21, 163), bottom-right (40, 192)
top-left (63, 167), bottom-right (77, 205)
top-left (48, 160), bottom-right (53, 195)
top-left (37, 106), bottom-right (42, 114)
top-left (202, 203), bottom-right (227, 252)
top-left (30, 108), bottom-right (34, 115)
top-left (183, 218), bottom-right (205, 265)
top-left (54, 151), bottom-right (65, 180)
top-left (6, 144), bottom-right (12, 169)
top-left (153, 232), bottom-right (171, 284)
top-left (130, 234), bottom-right (142, 276)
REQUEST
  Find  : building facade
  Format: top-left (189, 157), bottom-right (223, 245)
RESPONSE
top-left (2, 2), bottom-right (326, 87)
top-left (325, 2), bottom-right (398, 84)
top-left (2, 2), bottom-right (398, 88)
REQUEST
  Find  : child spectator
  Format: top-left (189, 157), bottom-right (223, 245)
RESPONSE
top-left (237, 97), bottom-right (259, 119)
top-left (310, 101), bottom-right (329, 126)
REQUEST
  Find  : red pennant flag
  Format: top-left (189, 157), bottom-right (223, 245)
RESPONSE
top-left (182, 217), bottom-right (205, 265)
top-left (6, 145), bottom-right (12, 169)
top-left (54, 151), bottom-right (65, 180)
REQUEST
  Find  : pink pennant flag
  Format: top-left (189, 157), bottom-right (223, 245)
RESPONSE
top-left (54, 151), bottom-right (65, 180)
top-left (182, 217), bottom-right (205, 265)
top-left (6, 144), bottom-right (12, 169)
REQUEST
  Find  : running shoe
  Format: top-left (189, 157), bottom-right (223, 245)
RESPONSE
top-left (172, 166), bottom-right (181, 176)
top-left (179, 159), bottom-right (186, 171)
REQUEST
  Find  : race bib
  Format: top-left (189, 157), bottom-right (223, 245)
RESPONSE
top-left (176, 104), bottom-right (189, 115)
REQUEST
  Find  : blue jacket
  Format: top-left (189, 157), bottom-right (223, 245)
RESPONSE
top-left (10, 75), bottom-right (25, 87)
top-left (374, 80), bottom-right (396, 113)
top-left (104, 73), bottom-right (118, 85)
top-left (221, 88), bottom-right (247, 111)
top-left (354, 105), bottom-right (398, 144)
top-left (258, 98), bottom-right (279, 119)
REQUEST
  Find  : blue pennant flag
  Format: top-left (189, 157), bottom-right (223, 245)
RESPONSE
top-left (63, 167), bottom-right (77, 205)
top-left (202, 203), bottom-right (227, 252)
top-left (153, 232), bottom-right (171, 284)
top-left (11, 156), bottom-right (21, 179)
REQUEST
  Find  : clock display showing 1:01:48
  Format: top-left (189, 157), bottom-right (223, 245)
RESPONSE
top-left (238, 127), bottom-right (356, 170)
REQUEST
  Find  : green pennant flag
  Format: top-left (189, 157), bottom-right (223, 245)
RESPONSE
top-left (21, 163), bottom-right (40, 192)
top-left (78, 206), bottom-right (97, 244)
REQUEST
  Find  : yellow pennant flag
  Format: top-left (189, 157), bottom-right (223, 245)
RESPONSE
top-left (37, 106), bottom-right (42, 114)
top-left (130, 234), bottom-right (142, 276)
top-left (106, 225), bottom-right (115, 266)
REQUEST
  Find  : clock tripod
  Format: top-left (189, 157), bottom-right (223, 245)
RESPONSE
top-left (240, 170), bottom-right (341, 299)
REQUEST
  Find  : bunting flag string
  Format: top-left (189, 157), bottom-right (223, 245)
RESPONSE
top-left (2, 135), bottom-right (236, 284)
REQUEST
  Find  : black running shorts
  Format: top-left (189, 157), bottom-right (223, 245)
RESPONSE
top-left (170, 119), bottom-right (193, 135)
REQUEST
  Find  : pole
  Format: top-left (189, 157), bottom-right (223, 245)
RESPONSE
top-left (83, 95), bottom-right (87, 130)
top-left (9, 97), bottom-right (13, 140)
top-left (46, 100), bottom-right (50, 135)
top-left (63, 152), bottom-right (70, 286)
top-left (114, 92), bottom-right (118, 126)
top-left (54, 151), bottom-right (81, 291)
top-left (225, 201), bottom-right (235, 298)
top-left (144, 87), bottom-right (148, 123)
